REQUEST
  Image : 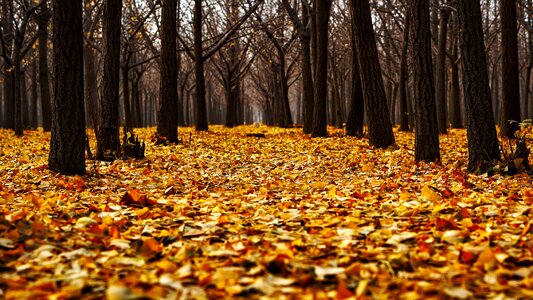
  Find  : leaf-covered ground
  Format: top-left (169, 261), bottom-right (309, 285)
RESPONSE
top-left (0, 126), bottom-right (532, 299)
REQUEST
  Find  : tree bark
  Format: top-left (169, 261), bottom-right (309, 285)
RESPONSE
top-left (346, 39), bottom-right (364, 136)
top-left (311, 0), bottom-right (331, 137)
top-left (30, 61), bottom-right (38, 129)
top-left (193, 0), bottom-right (208, 131)
top-left (84, 45), bottom-right (98, 129)
top-left (96, 0), bottom-right (122, 160)
top-left (1, 0), bottom-right (14, 130)
top-left (49, 0), bottom-right (86, 175)
top-left (499, 0), bottom-right (521, 138)
top-left (37, 4), bottom-right (51, 132)
top-left (449, 25), bottom-right (462, 129)
top-left (457, 0), bottom-right (500, 172)
top-left (399, 12), bottom-right (411, 132)
top-left (158, 0), bottom-right (179, 142)
top-left (350, 0), bottom-right (395, 148)
top-left (21, 69), bottom-right (29, 129)
top-left (281, 0), bottom-right (314, 133)
top-left (410, 0), bottom-right (440, 162)
top-left (435, 6), bottom-right (450, 134)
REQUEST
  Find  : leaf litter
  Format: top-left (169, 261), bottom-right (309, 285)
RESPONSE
top-left (0, 126), bottom-right (532, 299)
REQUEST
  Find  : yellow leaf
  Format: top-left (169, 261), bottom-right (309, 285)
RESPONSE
top-left (421, 185), bottom-right (441, 202)
top-left (328, 186), bottom-right (337, 197)
top-left (313, 181), bottom-right (327, 189)
top-left (135, 207), bottom-right (149, 217)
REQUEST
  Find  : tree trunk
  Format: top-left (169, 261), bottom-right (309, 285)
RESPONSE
top-left (49, 0), bottom-right (86, 175)
top-left (13, 34), bottom-right (23, 136)
top-left (449, 26), bottom-right (462, 128)
top-left (346, 50), bottom-right (365, 136)
top-left (0, 70), bottom-right (3, 128)
top-left (346, 19), bottom-right (365, 137)
top-left (399, 12), bottom-right (411, 132)
top-left (4, 67), bottom-right (15, 130)
top-left (527, 12), bottom-right (533, 119)
top-left (37, 5), bottom-right (52, 132)
top-left (410, 0), bottom-right (440, 162)
top-left (84, 45), bottom-right (98, 129)
top-left (311, 0), bottom-right (331, 137)
top-left (301, 4), bottom-right (314, 133)
top-left (96, 0), bottom-right (122, 160)
top-left (1, 0), bottom-right (14, 130)
top-left (350, 0), bottom-right (395, 148)
top-left (193, 0), bottom-right (208, 131)
top-left (30, 61), bottom-right (38, 129)
top-left (435, 6), bottom-right (450, 134)
top-left (158, 0), bottom-right (179, 142)
top-left (122, 65), bottom-right (133, 128)
top-left (499, 0), bottom-right (521, 138)
top-left (457, 0), bottom-right (500, 172)
top-left (21, 69), bottom-right (29, 129)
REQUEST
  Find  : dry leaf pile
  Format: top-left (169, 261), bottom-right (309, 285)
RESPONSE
top-left (0, 126), bottom-right (532, 299)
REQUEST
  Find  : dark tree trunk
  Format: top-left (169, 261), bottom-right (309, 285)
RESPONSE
top-left (410, 0), bottom-right (440, 162)
top-left (96, 0), bottom-right (122, 160)
top-left (132, 72), bottom-right (143, 127)
top-left (0, 71), bottom-right (3, 128)
top-left (282, 0), bottom-right (314, 133)
top-left (499, 0), bottom-right (521, 138)
top-left (37, 5), bottom-right (52, 132)
top-left (157, 0), bottom-right (179, 142)
top-left (458, 0), bottom-right (500, 172)
top-left (280, 60), bottom-right (293, 128)
top-left (3, 66), bottom-right (14, 130)
top-left (527, 10), bottom-right (533, 119)
top-left (301, 5), bottom-right (314, 133)
top-left (193, 0), bottom-right (208, 131)
top-left (30, 61), bottom-right (38, 129)
top-left (346, 42), bottom-right (364, 136)
top-left (435, 6), bottom-right (450, 134)
top-left (49, 0), bottom-right (86, 175)
top-left (21, 69), bottom-right (29, 129)
top-left (350, 0), bottom-right (395, 148)
top-left (121, 64), bottom-right (132, 128)
top-left (311, 0), bottom-right (331, 137)
top-left (84, 45), bottom-right (98, 128)
top-left (1, 0), bottom-right (14, 130)
top-left (13, 44), bottom-right (23, 136)
top-left (449, 14), bottom-right (462, 129)
top-left (399, 12), bottom-right (411, 132)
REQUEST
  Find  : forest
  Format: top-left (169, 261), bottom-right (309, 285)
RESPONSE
top-left (0, 0), bottom-right (532, 299)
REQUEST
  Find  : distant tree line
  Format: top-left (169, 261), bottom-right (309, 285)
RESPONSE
top-left (0, 0), bottom-right (531, 174)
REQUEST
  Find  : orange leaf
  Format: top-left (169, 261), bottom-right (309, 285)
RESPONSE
top-left (417, 241), bottom-right (431, 254)
top-left (120, 189), bottom-right (156, 207)
top-left (474, 248), bottom-right (497, 270)
top-left (460, 250), bottom-right (477, 264)
top-left (336, 280), bottom-right (354, 299)
top-left (436, 218), bottom-right (454, 231)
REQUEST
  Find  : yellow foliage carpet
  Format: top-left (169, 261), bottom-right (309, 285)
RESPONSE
top-left (0, 126), bottom-right (532, 299)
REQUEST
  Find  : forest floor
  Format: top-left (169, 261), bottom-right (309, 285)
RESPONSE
top-left (0, 125), bottom-right (532, 299)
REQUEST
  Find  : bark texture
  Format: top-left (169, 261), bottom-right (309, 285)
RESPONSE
top-left (49, 0), bottom-right (86, 175)
top-left (435, 6), bottom-right (450, 134)
top-left (458, 0), bottom-right (500, 171)
top-left (37, 5), bottom-right (52, 131)
top-left (311, 0), bottom-right (332, 137)
top-left (96, 0), bottom-right (122, 160)
top-left (499, 0), bottom-right (521, 138)
top-left (157, 0), bottom-right (179, 143)
top-left (410, 0), bottom-right (440, 162)
top-left (350, 0), bottom-right (395, 148)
